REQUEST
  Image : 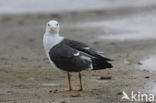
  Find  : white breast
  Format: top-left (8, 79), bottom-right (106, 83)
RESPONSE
top-left (43, 33), bottom-right (64, 71)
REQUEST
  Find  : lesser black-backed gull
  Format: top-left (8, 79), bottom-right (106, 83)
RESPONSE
top-left (43, 20), bottom-right (113, 91)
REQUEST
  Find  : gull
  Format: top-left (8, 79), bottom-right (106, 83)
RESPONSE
top-left (43, 20), bottom-right (113, 91)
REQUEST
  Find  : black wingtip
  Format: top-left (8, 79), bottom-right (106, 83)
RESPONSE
top-left (92, 57), bottom-right (113, 70)
top-left (107, 62), bottom-right (113, 68)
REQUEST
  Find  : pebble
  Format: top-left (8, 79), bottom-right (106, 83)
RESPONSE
top-left (117, 92), bottom-right (122, 95)
top-left (98, 76), bottom-right (112, 80)
top-left (137, 62), bottom-right (143, 65)
top-left (144, 76), bottom-right (150, 79)
top-left (70, 94), bottom-right (81, 97)
top-left (49, 89), bottom-right (58, 93)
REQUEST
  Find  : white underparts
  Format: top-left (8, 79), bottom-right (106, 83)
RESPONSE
top-left (43, 33), bottom-right (64, 71)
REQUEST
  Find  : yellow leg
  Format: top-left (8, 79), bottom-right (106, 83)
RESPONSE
top-left (60, 72), bottom-right (83, 92)
top-left (78, 72), bottom-right (83, 91)
top-left (68, 72), bottom-right (72, 91)
top-left (60, 72), bottom-right (72, 92)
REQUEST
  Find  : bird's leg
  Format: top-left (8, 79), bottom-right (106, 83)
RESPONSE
top-left (77, 72), bottom-right (83, 91)
top-left (60, 72), bottom-right (83, 92)
top-left (67, 72), bottom-right (72, 91)
top-left (60, 72), bottom-right (72, 92)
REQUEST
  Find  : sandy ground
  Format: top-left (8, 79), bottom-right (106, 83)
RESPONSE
top-left (0, 5), bottom-right (156, 103)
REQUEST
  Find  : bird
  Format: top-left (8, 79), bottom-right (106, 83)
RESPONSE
top-left (43, 20), bottom-right (113, 92)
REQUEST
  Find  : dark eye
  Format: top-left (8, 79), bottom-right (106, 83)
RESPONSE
top-left (48, 24), bottom-right (50, 26)
top-left (56, 24), bottom-right (58, 26)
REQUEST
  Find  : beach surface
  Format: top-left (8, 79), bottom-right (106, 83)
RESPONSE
top-left (0, 0), bottom-right (156, 103)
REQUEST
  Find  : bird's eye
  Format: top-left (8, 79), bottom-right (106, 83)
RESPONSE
top-left (56, 24), bottom-right (58, 26)
top-left (48, 24), bottom-right (50, 26)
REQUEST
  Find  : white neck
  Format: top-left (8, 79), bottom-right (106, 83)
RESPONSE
top-left (47, 32), bottom-right (59, 38)
top-left (43, 32), bottom-right (64, 53)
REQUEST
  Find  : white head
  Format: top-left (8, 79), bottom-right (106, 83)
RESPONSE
top-left (46, 20), bottom-right (60, 35)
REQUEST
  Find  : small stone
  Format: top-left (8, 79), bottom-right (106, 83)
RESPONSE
top-left (53, 89), bottom-right (58, 93)
top-left (145, 76), bottom-right (150, 79)
top-left (117, 92), bottom-right (122, 95)
top-left (49, 89), bottom-right (58, 93)
top-left (49, 90), bottom-right (53, 93)
top-left (99, 76), bottom-right (112, 80)
top-left (70, 94), bottom-right (81, 97)
top-left (137, 62), bottom-right (143, 65)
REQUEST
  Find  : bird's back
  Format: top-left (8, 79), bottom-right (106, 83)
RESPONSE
top-left (47, 38), bottom-right (113, 72)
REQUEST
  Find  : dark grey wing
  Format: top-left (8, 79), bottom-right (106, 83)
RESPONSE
top-left (49, 43), bottom-right (93, 72)
top-left (63, 39), bottom-right (112, 61)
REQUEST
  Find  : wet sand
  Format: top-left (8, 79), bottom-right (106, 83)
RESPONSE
top-left (0, 5), bottom-right (156, 103)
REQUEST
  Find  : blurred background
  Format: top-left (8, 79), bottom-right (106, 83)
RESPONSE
top-left (0, 0), bottom-right (156, 103)
top-left (1, 0), bottom-right (156, 14)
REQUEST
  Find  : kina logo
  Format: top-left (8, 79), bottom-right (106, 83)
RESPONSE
top-left (121, 91), bottom-right (155, 102)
